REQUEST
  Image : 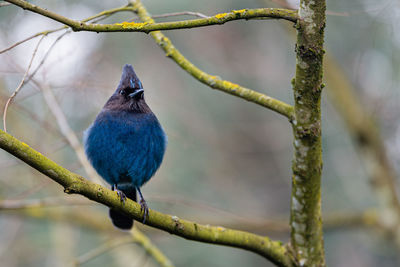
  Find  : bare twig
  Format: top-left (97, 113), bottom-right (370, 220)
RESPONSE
top-left (0, 4), bottom-right (132, 54)
top-left (26, 31), bottom-right (70, 83)
top-left (152, 11), bottom-right (209, 19)
top-left (2, 28), bottom-right (104, 185)
top-left (2, 35), bottom-right (45, 132)
top-left (2, 31), bottom-right (69, 133)
top-left (0, 92), bottom-right (61, 135)
top-left (1, 31), bottom-right (51, 54)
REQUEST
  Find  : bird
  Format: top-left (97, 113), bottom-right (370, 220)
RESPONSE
top-left (83, 64), bottom-right (167, 229)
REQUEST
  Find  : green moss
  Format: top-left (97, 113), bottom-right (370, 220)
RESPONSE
top-left (290, 0), bottom-right (326, 265)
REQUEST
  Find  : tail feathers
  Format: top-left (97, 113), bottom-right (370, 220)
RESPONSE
top-left (109, 186), bottom-right (136, 230)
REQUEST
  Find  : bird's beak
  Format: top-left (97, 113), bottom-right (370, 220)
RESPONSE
top-left (128, 89), bottom-right (144, 98)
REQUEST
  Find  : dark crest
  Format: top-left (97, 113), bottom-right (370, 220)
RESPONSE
top-left (104, 64), bottom-right (151, 113)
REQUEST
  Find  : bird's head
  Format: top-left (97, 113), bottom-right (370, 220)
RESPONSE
top-left (104, 64), bottom-right (150, 113)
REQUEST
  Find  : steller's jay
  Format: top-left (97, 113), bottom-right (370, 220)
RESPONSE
top-left (83, 64), bottom-right (167, 229)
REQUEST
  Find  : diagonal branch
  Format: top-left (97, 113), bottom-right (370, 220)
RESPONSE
top-left (5, 0), bottom-right (298, 33)
top-left (0, 129), bottom-right (293, 267)
top-left (130, 227), bottom-right (175, 267)
top-left (3, 0), bottom-right (295, 120)
top-left (131, 0), bottom-right (295, 120)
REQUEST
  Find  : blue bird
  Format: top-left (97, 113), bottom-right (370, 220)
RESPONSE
top-left (83, 64), bottom-right (167, 229)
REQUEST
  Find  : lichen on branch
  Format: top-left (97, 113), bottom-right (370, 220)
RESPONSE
top-left (290, 0), bottom-right (326, 266)
top-left (131, 0), bottom-right (295, 120)
top-left (0, 129), bottom-right (293, 267)
top-left (4, 0), bottom-right (298, 33)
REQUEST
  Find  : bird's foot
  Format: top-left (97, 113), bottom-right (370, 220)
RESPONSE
top-left (139, 198), bottom-right (149, 224)
top-left (112, 184), bottom-right (126, 204)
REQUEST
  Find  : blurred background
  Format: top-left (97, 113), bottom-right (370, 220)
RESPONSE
top-left (0, 0), bottom-right (399, 266)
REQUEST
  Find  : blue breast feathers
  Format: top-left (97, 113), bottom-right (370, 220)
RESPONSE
top-left (84, 110), bottom-right (167, 187)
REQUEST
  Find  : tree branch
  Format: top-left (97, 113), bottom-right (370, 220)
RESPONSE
top-left (4, 0), bottom-right (298, 33)
top-left (131, 0), bottom-right (295, 120)
top-left (0, 129), bottom-right (293, 267)
top-left (290, 0), bottom-right (326, 266)
top-left (2, 0), bottom-right (295, 120)
top-left (130, 227), bottom-right (175, 267)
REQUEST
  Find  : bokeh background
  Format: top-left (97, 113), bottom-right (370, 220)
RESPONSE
top-left (1, 0), bottom-right (400, 266)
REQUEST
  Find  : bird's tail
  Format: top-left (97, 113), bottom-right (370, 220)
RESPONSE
top-left (109, 185), bottom-right (136, 230)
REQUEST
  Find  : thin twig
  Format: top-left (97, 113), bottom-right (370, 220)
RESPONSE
top-left (1, 32), bottom-right (49, 54)
top-left (2, 31), bottom-right (69, 133)
top-left (3, 31), bottom-right (103, 185)
top-left (152, 11), bottom-right (209, 19)
top-left (27, 31), bottom-right (70, 83)
top-left (0, 92), bottom-right (61, 135)
top-left (0, 4), bottom-right (132, 54)
top-left (2, 35), bottom-right (45, 132)
top-left (5, 31), bottom-right (104, 185)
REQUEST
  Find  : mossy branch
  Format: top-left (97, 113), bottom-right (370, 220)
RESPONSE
top-left (0, 129), bottom-right (293, 267)
top-left (290, 0), bottom-right (326, 266)
top-left (3, 0), bottom-right (295, 120)
top-left (5, 0), bottom-right (297, 33)
top-left (130, 227), bottom-right (176, 267)
top-left (131, 0), bottom-right (295, 120)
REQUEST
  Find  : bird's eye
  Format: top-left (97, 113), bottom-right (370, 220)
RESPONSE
top-left (119, 89), bottom-right (126, 95)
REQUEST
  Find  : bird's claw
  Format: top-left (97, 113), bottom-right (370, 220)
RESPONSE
top-left (112, 185), bottom-right (126, 204)
top-left (139, 198), bottom-right (149, 224)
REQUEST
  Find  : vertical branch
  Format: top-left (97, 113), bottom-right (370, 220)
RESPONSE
top-left (290, 0), bottom-right (326, 266)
